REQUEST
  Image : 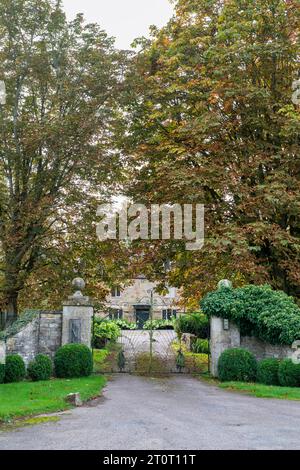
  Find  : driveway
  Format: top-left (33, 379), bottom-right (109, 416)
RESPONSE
top-left (119, 329), bottom-right (177, 357)
top-left (1, 375), bottom-right (300, 450)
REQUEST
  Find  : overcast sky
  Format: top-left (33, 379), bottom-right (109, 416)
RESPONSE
top-left (62, 0), bottom-right (174, 49)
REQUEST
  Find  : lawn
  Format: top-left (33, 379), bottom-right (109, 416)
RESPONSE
top-left (219, 381), bottom-right (300, 401)
top-left (0, 375), bottom-right (106, 422)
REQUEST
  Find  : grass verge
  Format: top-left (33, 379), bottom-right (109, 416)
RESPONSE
top-left (0, 375), bottom-right (106, 422)
top-left (219, 381), bottom-right (300, 401)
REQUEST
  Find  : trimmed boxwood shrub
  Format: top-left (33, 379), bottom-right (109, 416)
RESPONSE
top-left (0, 364), bottom-right (5, 384)
top-left (54, 344), bottom-right (93, 378)
top-left (278, 359), bottom-right (300, 387)
top-left (218, 348), bottom-right (257, 382)
top-left (27, 354), bottom-right (52, 382)
top-left (4, 354), bottom-right (26, 383)
top-left (256, 358), bottom-right (280, 385)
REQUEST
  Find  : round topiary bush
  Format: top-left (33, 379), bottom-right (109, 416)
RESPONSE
top-left (0, 364), bottom-right (5, 384)
top-left (4, 354), bottom-right (26, 383)
top-left (278, 359), bottom-right (300, 387)
top-left (218, 348), bottom-right (257, 382)
top-left (27, 354), bottom-right (53, 382)
top-left (256, 358), bottom-right (280, 385)
top-left (54, 344), bottom-right (93, 378)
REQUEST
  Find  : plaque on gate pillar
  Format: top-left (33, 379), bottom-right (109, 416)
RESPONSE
top-left (69, 319), bottom-right (82, 344)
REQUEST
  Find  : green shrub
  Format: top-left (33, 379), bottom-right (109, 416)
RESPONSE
top-left (192, 338), bottom-right (210, 354)
top-left (4, 354), bottom-right (26, 383)
top-left (93, 320), bottom-right (121, 348)
top-left (218, 348), bottom-right (257, 382)
top-left (143, 319), bottom-right (175, 330)
top-left (278, 359), bottom-right (300, 387)
top-left (175, 313), bottom-right (209, 338)
top-left (112, 319), bottom-right (137, 330)
top-left (54, 344), bottom-right (93, 378)
top-left (27, 354), bottom-right (53, 382)
top-left (256, 358), bottom-right (280, 385)
top-left (201, 284), bottom-right (300, 345)
top-left (0, 364), bottom-right (5, 384)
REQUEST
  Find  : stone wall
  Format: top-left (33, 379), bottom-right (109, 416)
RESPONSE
top-left (38, 312), bottom-right (62, 359)
top-left (0, 280), bottom-right (94, 367)
top-left (210, 316), bottom-right (293, 377)
top-left (241, 336), bottom-right (293, 361)
top-left (6, 315), bottom-right (40, 366)
top-left (4, 311), bottom-right (62, 366)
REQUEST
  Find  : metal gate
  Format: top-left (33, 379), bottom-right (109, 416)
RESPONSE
top-left (94, 328), bottom-right (209, 376)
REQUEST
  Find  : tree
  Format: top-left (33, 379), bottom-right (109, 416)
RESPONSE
top-left (0, 0), bottom-right (122, 316)
top-left (120, 0), bottom-right (300, 303)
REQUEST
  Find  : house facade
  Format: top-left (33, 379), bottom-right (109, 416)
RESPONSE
top-left (101, 276), bottom-right (181, 328)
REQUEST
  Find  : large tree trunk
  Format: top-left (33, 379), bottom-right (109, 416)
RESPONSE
top-left (5, 291), bottom-right (19, 323)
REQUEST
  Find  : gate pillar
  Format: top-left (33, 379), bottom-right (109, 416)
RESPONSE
top-left (62, 278), bottom-right (93, 348)
top-left (210, 316), bottom-right (240, 377)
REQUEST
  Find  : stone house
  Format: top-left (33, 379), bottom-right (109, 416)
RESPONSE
top-left (100, 275), bottom-right (181, 328)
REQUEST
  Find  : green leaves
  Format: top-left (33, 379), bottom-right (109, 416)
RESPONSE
top-left (119, 0), bottom-right (300, 303)
top-left (201, 284), bottom-right (300, 345)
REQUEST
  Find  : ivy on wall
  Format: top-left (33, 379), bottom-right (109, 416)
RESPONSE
top-left (201, 285), bottom-right (300, 346)
top-left (0, 310), bottom-right (39, 341)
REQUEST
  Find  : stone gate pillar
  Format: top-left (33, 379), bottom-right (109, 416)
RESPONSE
top-left (209, 279), bottom-right (240, 377)
top-left (62, 278), bottom-right (93, 348)
top-left (210, 316), bottom-right (241, 377)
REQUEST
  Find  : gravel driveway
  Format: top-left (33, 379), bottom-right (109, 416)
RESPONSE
top-left (1, 375), bottom-right (300, 450)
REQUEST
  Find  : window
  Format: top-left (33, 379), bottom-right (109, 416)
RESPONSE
top-left (111, 287), bottom-right (121, 297)
top-left (162, 309), bottom-right (177, 320)
top-left (109, 309), bottom-right (123, 320)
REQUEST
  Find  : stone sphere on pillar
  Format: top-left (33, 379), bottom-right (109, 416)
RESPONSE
top-left (72, 277), bottom-right (85, 297)
top-left (217, 279), bottom-right (233, 290)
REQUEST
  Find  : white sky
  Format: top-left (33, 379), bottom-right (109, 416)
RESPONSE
top-left (62, 0), bottom-right (174, 49)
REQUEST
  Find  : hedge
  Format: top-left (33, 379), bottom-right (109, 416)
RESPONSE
top-left (278, 359), bottom-right (300, 387)
top-left (256, 358), bottom-right (280, 385)
top-left (201, 284), bottom-right (300, 345)
top-left (0, 364), bottom-right (5, 384)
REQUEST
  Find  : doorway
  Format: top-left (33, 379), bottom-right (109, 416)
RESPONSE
top-left (134, 305), bottom-right (150, 329)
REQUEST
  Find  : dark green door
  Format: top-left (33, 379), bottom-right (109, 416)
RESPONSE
top-left (135, 307), bottom-right (150, 329)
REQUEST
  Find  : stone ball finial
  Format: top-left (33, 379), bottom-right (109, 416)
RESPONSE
top-left (217, 279), bottom-right (233, 290)
top-left (72, 277), bottom-right (85, 297)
